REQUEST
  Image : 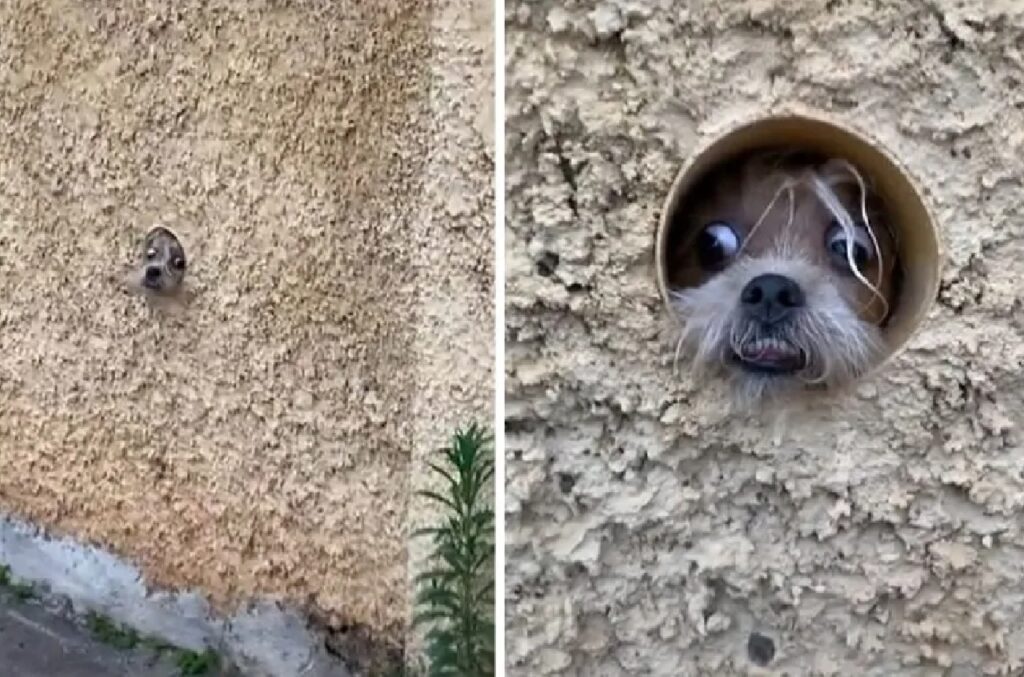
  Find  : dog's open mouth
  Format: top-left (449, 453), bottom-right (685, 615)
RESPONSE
top-left (733, 337), bottom-right (805, 374)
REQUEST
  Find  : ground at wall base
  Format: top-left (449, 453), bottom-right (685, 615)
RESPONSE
top-left (0, 593), bottom-right (229, 677)
top-left (0, 514), bottom-right (355, 677)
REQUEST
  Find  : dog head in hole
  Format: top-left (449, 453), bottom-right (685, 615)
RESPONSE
top-left (665, 150), bottom-right (900, 406)
top-left (134, 226), bottom-right (187, 296)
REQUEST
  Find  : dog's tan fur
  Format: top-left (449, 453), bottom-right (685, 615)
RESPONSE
top-left (666, 150), bottom-right (900, 406)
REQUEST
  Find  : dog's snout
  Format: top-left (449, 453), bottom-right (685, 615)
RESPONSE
top-left (145, 266), bottom-right (161, 281)
top-left (741, 273), bottom-right (805, 323)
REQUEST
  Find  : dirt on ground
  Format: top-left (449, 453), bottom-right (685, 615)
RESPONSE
top-left (0, 0), bottom-right (458, 655)
top-left (506, 1), bottom-right (1024, 675)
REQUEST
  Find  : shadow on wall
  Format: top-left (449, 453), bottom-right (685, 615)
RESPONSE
top-left (0, 0), bottom-right (433, 665)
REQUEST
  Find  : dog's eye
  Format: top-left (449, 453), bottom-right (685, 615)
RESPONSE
top-left (171, 257), bottom-right (186, 270)
top-left (696, 221), bottom-right (741, 271)
top-left (826, 222), bottom-right (874, 272)
top-left (145, 248), bottom-right (158, 260)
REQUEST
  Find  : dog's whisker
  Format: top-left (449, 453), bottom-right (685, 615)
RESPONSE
top-left (672, 332), bottom-right (686, 376)
top-left (808, 173), bottom-right (889, 313)
top-left (738, 178), bottom-right (794, 258)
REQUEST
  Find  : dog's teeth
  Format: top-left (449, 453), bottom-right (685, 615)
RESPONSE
top-left (742, 337), bottom-right (798, 358)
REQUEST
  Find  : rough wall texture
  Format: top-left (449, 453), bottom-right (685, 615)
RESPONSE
top-left (407, 0), bottom-right (495, 651)
top-left (0, 0), bottom-right (447, 649)
top-left (505, 1), bottom-right (1024, 675)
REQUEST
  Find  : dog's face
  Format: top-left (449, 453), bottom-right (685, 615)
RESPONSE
top-left (137, 226), bottom-right (187, 295)
top-left (666, 151), bottom-right (899, 405)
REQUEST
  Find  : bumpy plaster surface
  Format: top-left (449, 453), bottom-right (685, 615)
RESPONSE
top-left (407, 0), bottom-right (495, 653)
top-left (0, 0), bottom-right (490, 663)
top-left (505, 1), bottom-right (1024, 675)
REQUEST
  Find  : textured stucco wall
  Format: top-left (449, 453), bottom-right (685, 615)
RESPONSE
top-left (406, 0), bottom-right (495, 655)
top-left (0, 0), bottom-right (490, 656)
top-left (506, 1), bottom-right (1024, 675)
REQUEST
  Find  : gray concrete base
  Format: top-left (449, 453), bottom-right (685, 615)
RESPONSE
top-left (0, 594), bottom-right (187, 677)
top-left (0, 515), bottom-right (350, 677)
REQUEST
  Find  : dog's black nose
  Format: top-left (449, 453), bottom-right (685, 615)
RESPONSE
top-left (145, 266), bottom-right (161, 281)
top-left (741, 273), bottom-right (805, 324)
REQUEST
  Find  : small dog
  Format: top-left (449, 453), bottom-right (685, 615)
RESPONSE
top-left (132, 226), bottom-right (187, 297)
top-left (665, 150), bottom-right (899, 406)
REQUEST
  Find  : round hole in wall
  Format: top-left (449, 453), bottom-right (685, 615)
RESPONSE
top-left (747, 632), bottom-right (776, 666)
top-left (655, 112), bottom-right (942, 378)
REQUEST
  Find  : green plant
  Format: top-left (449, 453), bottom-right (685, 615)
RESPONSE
top-left (176, 648), bottom-right (220, 675)
top-left (0, 565), bottom-right (36, 601)
top-left (89, 613), bottom-right (222, 675)
top-left (11, 583), bottom-right (35, 601)
top-left (87, 612), bottom-right (141, 649)
top-left (413, 423), bottom-right (495, 677)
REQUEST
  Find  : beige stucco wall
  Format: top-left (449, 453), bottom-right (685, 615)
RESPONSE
top-left (506, 1), bottom-right (1024, 675)
top-left (407, 0), bottom-right (496, 655)
top-left (0, 0), bottom-right (492, 656)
